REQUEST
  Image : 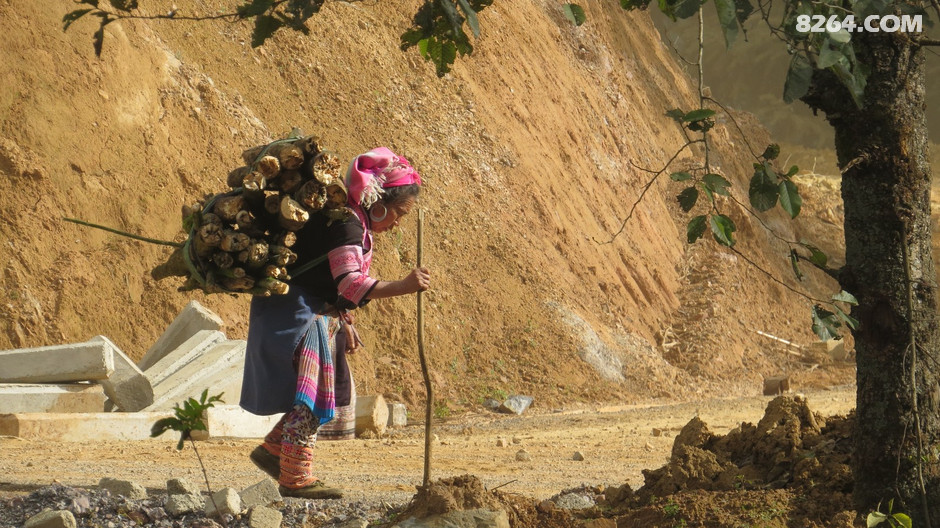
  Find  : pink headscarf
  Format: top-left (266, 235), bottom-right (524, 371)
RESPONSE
top-left (345, 147), bottom-right (422, 209)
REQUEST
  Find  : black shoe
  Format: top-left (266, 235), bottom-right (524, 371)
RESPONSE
top-left (249, 445), bottom-right (280, 480)
top-left (278, 481), bottom-right (344, 499)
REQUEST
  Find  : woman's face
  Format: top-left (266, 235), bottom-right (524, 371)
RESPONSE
top-left (371, 196), bottom-right (416, 233)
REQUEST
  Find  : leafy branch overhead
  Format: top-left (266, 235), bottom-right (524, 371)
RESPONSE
top-left (63, 0), bottom-right (491, 76)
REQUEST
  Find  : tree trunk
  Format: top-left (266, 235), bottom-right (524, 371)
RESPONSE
top-left (804, 33), bottom-right (940, 522)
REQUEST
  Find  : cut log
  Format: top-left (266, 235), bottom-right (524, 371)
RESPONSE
top-left (241, 144), bottom-right (266, 165)
top-left (268, 143), bottom-right (304, 170)
top-left (273, 231), bottom-right (297, 248)
top-left (213, 194), bottom-right (246, 222)
top-left (355, 394), bottom-right (388, 436)
top-left (241, 171), bottom-right (266, 192)
top-left (293, 135), bottom-right (322, 157)
top-left (278, 170), bottom-right (303, 193)
top-left (227, 166), bottom-right (251, 189)
top-left (219, 230), bottom-right (251, 253)
top-left (221, 276), bottom-right (255, 291)
top-left (295, 180), bottom-right (327, 212)
top-left (256, 155), bottom-right (280, 179)
top-left (278, 196), bottom-right (309, 231)
top-left (212, 251), bottom-right (234, 269)
top-left (256, 277), bottom-right (289, 295)
top-left (244, 241), bottom-right (269, 269)
top-left (325, 183), bottom-right (347, 209)
top-left (269, 245), bottom-right (297, 266)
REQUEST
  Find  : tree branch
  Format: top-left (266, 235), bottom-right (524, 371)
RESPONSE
top-left (729, 246), bottom-right (830, 305)
top-left (915, 38), bottom-right (940, 47)
top-left (594, 139), bottom-right (704, 245)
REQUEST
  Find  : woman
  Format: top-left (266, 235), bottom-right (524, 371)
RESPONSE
top-left (239, 147), bottom-right (430, 499)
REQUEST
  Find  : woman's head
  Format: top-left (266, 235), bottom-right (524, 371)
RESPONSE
top-left (346, 147), bottom-right (422, 232)
top-left (369, 184), bottom-right (420, 233)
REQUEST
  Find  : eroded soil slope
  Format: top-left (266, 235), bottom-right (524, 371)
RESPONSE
top-left (0, 0), bottom-right (851, 412)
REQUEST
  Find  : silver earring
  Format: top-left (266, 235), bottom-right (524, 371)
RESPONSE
top-left (370, 204), bottom-right (388, 222)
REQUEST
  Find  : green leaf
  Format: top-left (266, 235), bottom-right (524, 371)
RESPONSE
top-left (714, 0), bottom-right (739, 47)
top-left (687, 215), bottom-right (707, 243)
top-left (670, 171), bottom-right (693, 182)
top-left (458, 0), bottom-right (481, 36)
top-left (563, 3), bottom-right (587, 25)
top-left (671, 0), bottom-right (703, 20)
top-left (251, 14), bottom-right (284, 47)
top-left (812, 305), bottom-right (841, 341)
top-left (761, 144), bottom-right (780, 160)
top-left (151, 417), bottom-right (180, 438)
top-left (709, 214), bottom-right (736, 246)
top-left (830, 29), bottom-right (851, 44)
top-left (438, 0), bottom-right (463, 36)
top-left (817, 44), bottom-right (844, 69)
top-left (833, 306), bottom-right (859, 330)
top-left (802, 243), bottom-right (828, 268)
top-left (677, 187), bottom-right (699, 212)
top-left (63, 9), bottom-right (94, 31)
top-left (620, 0), bottom-right (653, 9)
top-left (893, 513), bottom-right (913, 528)
top-left (703, 173), bottom-right (731, 196)
top-left (683, 108), bottom-right (715, 122)
top-left (734, 0), bottom-right (755, 25)
top-left (786, 164), bottom-right (799, 177)
top-left (832, 290), bottom-right (858, 305)
top-left (778, 179), bottom-right (802, 218)
top-left (783, 53), bottom-right (813, 104)
top-left (790, 249), bottom-right (803, 280)
top-left (749, 164), bottom-right (778, 211)
top-left (867, 511), bottom-right (887, 528)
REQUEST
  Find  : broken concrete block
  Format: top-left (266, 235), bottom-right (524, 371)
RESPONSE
top-left (387, 402), bottom-right (407, 427)
top-left (355, 394), bottom-right (388, 436)
top-left (0, 383), bottom-right (107, 413)
top-left (763, 375), bottom-right (791, 396)
top-left (98, 478), bottom-right (147, 499)
top-left (0, 341), bottom-right (114, 383)
top-left (0, 411), bottom-right (173, 441)
top-left (90, 336), bottom-right (154, 412)
top-left (23, 509), bottom-right (77, 528)
top-left (240, 478), bottom-right (281, 509)
top-left (248, 506), bottom-right (283, 528)
top-left (205, 487), bottom-right (241, 518)
top-left (188, 404), bottom-right (281, 440)
top-left (166, 494), bottom-right (204, 516)
top-left (167, 478), bottom-right (201, 496)
top-left (138, 300), bottom-right (224, 372)
top-left (146, 338), bottom-right (243, 411)
top-left (144, 330), bottom-right (226, 388)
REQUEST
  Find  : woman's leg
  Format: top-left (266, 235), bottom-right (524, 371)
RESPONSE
top-left (278, 404), bottom-right (319, 488)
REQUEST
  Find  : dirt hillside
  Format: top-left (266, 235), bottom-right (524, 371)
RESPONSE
top-left (0, 0), bottom-right (852, 412)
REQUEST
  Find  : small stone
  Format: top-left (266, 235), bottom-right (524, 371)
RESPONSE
top-left (482, 398), bottom-right (501, 410)
top-left (24, 510), bottom-right (76, 528)
top-left (651, 428), bottom-right (663, 437)
top-left (573, 451), bottom-right (585, 461)
top-left (496, 437), bottom-right (508, 447)
top-left (499, 395), bottom-right (534, 415)
top-left (167, 478), bottom-right (201, 496)
top-left (205, 487), bottom-right (241, 518)
top-left (511, 436), bottom-right (523, 444)
top-left (240, 479), bottom-right (281, 509)
top-left (98, 478), bottom-right (148, 500)
top-left (166, 494), bottom-right (204, 516)
top-left (515, 449), bottom-right (531, 462)
top-left (248, 506), bottom-right (283, 528)
top-left (537, 500), bottom-right (556, 513)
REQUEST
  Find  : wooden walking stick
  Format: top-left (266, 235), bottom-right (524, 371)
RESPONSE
top-left (417, 208), bottom-right (433, 489)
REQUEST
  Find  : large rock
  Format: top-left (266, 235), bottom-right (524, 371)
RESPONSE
top-left (498, 395), bottom-right (533, 415)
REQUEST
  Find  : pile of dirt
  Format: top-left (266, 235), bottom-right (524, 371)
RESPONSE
top-left (603, 395), bottom-right (857, 527)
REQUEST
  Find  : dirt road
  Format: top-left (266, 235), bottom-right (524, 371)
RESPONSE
top-left (0, 386), bottom-right (855, 504)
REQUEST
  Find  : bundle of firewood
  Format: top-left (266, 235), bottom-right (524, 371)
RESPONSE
top-left (151, 135), bottom-right (351, 296)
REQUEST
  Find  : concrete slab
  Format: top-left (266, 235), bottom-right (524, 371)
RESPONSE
top-left (190, 405), bottom-right (279, 440)
top-left (144, 330), bottom-right (226, 388)
top-left (90, 336), bottom-right (154, 412)
top-left (0, 411), bottom-right (172, 441)
top-left (138, 300), bottom-right (224, 372)
top-left (0, 383), bottom-right (107, 413)
top-left (0, 341), bottom-right (114, 383)
top-left (146, 339), bottom-right (244, 411)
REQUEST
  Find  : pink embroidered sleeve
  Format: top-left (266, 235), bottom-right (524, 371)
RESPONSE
top-left (328, 245), bottom-right (377, 305)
